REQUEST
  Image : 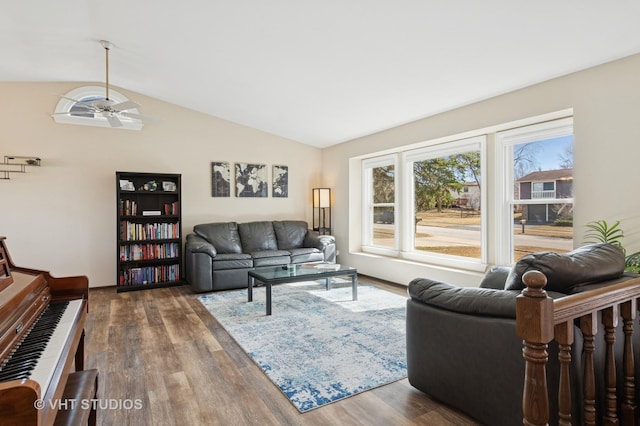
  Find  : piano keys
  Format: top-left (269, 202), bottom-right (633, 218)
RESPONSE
top-left (0, 237), bottom-right (91, 426)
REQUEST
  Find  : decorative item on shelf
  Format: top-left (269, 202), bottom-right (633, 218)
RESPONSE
top-left (139, 180), bottom-right (158, 191)
top-left (1, 155), bottom-right (41, 180)
top-left (312, 187), bottom-right (331, 235)
top-left (119, 179), bottom-right (135, 191)
top-left (162, 181), bottom-right (176, 192)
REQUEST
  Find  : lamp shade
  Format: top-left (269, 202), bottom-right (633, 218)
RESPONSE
top-left (313, 188), bottom-right (331, 208)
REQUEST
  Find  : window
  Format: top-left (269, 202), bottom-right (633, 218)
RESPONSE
top-left (403, 136), bottom-right (486, 267)
top-left (52, 86), bottom-right (143, 130)
top-left (360, 136), bottom-right (486, 270)
top-left (362, 155), bottom-right (397, 254)
top-left (355, 110), bottom-right (572, 271)
top-left (496, 117), bottom-right (574, 264)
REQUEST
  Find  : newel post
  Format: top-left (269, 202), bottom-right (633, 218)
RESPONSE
top-left (517, 270), bottom-right (555, 426)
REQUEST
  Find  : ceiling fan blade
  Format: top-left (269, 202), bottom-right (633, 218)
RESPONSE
top-left (58, 95), bottom-right (101, 111)
top-left (51, 112), bottom-right (96, 118)
top-left (120, 111), bottom-right (163, 123)
top-left (111, 100), bottom-right (141, 112)
top-left (103, 112), bottom-right (123, 127)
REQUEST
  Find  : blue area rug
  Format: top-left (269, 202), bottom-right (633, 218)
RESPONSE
top-left (197, 280), bottom-right (407, 412)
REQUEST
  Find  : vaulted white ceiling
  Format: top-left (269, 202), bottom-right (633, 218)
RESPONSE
top-left (3, 1), bottom-right (640, 147)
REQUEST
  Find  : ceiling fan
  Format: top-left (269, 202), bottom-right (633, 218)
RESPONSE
top-left (55, 40), bottom-right (161, 128)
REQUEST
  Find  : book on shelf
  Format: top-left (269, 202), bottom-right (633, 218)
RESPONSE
top-left (119, 242), bottom-right (179, 261)
top-left (120, 263), bottom-right (180, 286)
top-left (142, 210), bottom-right (162, 216)
top-left (120, 221), bottom-right (180, 241)
top-left (163, 201), bottom-right (179, 215)
top-left (120, 199), bottom-right (138, 216)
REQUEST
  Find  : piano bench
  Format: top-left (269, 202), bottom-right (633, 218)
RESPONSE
top-left (54, 369), bottom-right (98, 426)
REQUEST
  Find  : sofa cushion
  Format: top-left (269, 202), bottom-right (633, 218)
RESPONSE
top-left (289, 247), bottom-right (324, 264)
top-left (194, 222), bottom-right (242, 254)
top-left (251, 249), bottom-right (290, 259)
top-left (238, 221), bottom-right (278, 253)
top-left (273, 220), bottom-right (308, 250)
top-left (251, 250), bottom-right (291, 267)
top-left (479, 266), bottom-right (511, 289)
top-left (211, 253), bottom-right (253, 270)
top-left (504, 243), bottom-right (625, 292)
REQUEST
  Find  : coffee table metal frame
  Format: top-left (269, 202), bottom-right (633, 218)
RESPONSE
top-left (247, 264), bottom-right (358, 315)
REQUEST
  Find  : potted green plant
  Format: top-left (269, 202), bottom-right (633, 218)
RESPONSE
top-left (584, 220), bottom-right (640, 273)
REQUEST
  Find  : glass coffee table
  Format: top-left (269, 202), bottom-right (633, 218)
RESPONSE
top-left (247, 264), bottom-right (358, 315)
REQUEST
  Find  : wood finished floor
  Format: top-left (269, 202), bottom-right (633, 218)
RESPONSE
top-left (85, 278), bottom-right (481, 425)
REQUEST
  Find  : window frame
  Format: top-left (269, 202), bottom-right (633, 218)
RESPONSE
top-left (400, 135), bottom-right (487, 270)
top-left (361, 154), bottom-right (399, 257)
top-left (495, 117), bottom-right (574, 265)
top-left (352, 109), bottom-right (574, 273)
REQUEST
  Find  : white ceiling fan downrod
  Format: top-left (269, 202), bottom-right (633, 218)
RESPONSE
top-left (100, 40), bottom-right (113, 101)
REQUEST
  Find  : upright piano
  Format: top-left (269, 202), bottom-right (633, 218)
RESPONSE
top-left (0, 236), bottom-right (91, 425)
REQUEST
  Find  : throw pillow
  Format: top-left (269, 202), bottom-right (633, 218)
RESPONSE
top-left (504, 243), bottom-right (625, 292)
top-left (479, 266), bottom-right (511, 289)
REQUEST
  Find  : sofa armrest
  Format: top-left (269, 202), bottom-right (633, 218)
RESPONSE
top-left (185, 234), bottom-right (217, 292)
top-left (303, 231), bottom-right (336, 262)
top-left (185, 234), bottom-right (217, 258)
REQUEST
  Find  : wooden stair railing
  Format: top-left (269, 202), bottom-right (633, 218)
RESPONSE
top-left (516, 270), bottom-right (640, 425)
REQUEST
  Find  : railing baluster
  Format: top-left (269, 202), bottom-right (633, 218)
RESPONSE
top-left (518, 273), bottom-right (640, 425)
top-left (522, 341), bottom-right (551, 426)
top-left (580, 313), bottom-right (597, 426)
top-left (602, 306), bottom-right (619, 425)
top-left (517, 271), bottom-right (555, 426)
top-left (620, 299), bottom-right (637, 425)
top-left (555, 321), bottom-right (573, 426)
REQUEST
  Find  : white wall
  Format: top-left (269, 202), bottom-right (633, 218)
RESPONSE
top-left (324, 53), bottom-right (640, 287)
top-left (0, 82), bottom-right (323, 287)
top-left (5, 54), bottom-right (640, 290)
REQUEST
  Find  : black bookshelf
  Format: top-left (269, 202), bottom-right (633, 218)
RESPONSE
top-left (116, 171), bottom-right (182, 292)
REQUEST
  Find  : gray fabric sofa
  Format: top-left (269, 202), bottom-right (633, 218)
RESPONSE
top-left (406, 243), bottom-right (640, 425)
top-left (185, 220), bottom-right (336, 292)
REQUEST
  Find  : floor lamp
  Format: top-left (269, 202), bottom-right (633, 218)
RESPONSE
top-left (312, 188), bottom-right (331, 235)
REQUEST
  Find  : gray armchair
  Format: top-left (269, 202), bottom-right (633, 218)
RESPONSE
top-left (406, 244), bottom-right (637, 425)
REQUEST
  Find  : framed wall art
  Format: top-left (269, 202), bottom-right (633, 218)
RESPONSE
top-left (235, 163), bottom-right (268, 197)
top-left (272, 165), bottom-right (288, 198)
top-left (211, 161), bottom-right (231, 197)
